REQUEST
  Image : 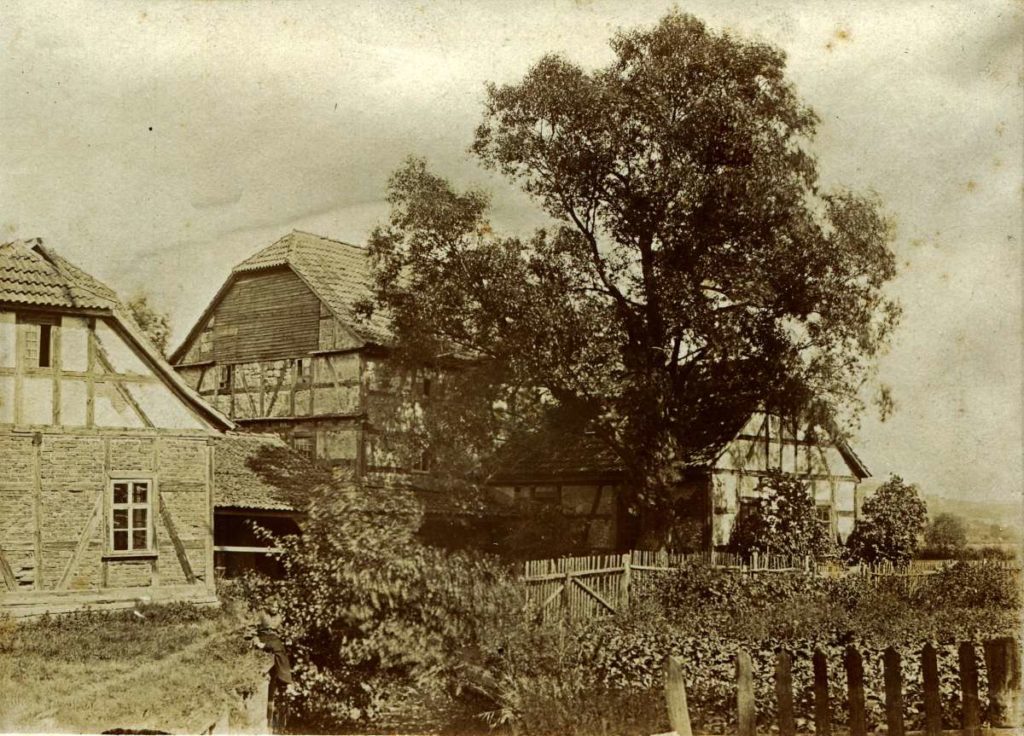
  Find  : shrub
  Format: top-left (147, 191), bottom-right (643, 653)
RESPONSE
top-left (914, 561), bottom-right (1021, 610)
top-left (0, 614), bottom-right (13, 653)
top-left (238, 481), bottom-right (523, 732)
top-left (846, 475), bottom-right (928, 564)
top-left (729, 470), bottom-right (838, 559)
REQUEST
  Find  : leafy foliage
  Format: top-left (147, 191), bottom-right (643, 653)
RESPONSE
top-left (923, 512), bottom-right (969, 558)
top-left (238, 481), bottom-right (523, 732)
top-left (728, 470), bottom-right (838, 558)
top-left (363, 11), bottom-right (900, 533)
top-left (125, 292), bottom-right (172, 356)
top-left (913, 560), bottom-right (1021, 610)
top-left (846, 475), bottom-right (928, 564)
top-left (480, 561), bottom-right (1019, 735)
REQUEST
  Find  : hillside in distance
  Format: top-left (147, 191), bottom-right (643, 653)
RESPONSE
top-left (924, 493), bottom-right (1023, 547)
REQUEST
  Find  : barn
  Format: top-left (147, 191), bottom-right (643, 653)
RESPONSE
top-left (0, 238), bottom-right (235, 616)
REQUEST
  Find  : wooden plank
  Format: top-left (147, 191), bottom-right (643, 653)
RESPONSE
top-left (540, 584), bottom-right (564, 610)
top-left (570, 576), bottom-right (617, 614)
top-left (844, 645), bottom-right (867, 736)
top-left (883, 646), bottom-right (905, 736)
top-left (56, 490), bottom-right (104, 590)
top-left (959, 641), bottom-right (981, 735)
top-left (736, 648), bottom-right (756, 736)
top-left (32, 432), bottom-right (42, 590)
top-left (206, 268), bottom-right (321, 364)
top-left (263, 361), bottom-right (289, 416)
top-left (775, 650), bottom-right (795, 736)
top-left (158, 496), bottom-right (196, 584)
top-left (664, 656), bottom-right (693, 736)
top-left (0, 545), bottom-right (17, 591)
top-left (812, 648), bottom-right (831, 736)
top-left (983, 637), bottom-right (1022, 728)
top-left (921, 642), bottom-right (942, 736)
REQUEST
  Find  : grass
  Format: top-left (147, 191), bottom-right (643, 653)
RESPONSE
top-left (0, 601), bottom-right (268, 734)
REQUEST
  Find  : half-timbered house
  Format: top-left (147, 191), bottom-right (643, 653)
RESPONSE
top-left (0, 239), bottom-right (236, 616)
top-left (171, 230), bottom-right (401, 474)
top-left (490, 411), bottom-right (870, 551)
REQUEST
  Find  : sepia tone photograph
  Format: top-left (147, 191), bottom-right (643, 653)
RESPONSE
top-left (0, 1), bottom-right (1021, 734)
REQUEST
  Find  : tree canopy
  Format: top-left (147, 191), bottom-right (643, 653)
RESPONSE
top-left (364, 12), bottom-right (899, 521)
top-left (924, 512), bottom-right (968, 558)
top-left (125, 292), bottom-right (172, 357)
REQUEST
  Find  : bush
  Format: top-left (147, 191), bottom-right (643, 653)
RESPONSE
top-left (238, 481), bottom-right (523, 732)
top-left (729, 470), bottom-right (838, 559)
top-left (846, 475), bottom-right (928, 564)
top-left (0, 615), bottom-right (13, 653)
top-left (914, 561), bottom-right (1021, 610)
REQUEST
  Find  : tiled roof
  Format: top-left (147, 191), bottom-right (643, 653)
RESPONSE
top-left (0, 239), bottom-right (119, 309)
top-left (213, 433), bottom-right (305, 511)
top-left (233, 230), bottom-right (391, 344)
top-left (490, 412), bottom-right (871, 484)
top-left (490, 430), bottom-right (628, 484)
top-left (0, 238), bottom-right (234, 430)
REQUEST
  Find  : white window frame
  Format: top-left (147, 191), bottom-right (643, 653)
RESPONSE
top-left (107, 475), bottom-right (156, 557)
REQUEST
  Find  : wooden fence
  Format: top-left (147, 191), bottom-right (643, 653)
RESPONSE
top-left (523, 550), bottom-right (1020, 620)
top-left (663, 636), bottom-right (1022, 735)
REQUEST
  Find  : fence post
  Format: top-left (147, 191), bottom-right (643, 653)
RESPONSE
top-left (844, 645), bottom-right (867, 736)
top-left (619, 552), bottom-right (632, 611)
top-left (736, 648), bottom-right (756, 736)
top-left (560, 571), bottom-right (571, 620)
top-left (774, 649), bottom-right (795, 736)
top-left (959, 641), bottom-right (981, 736)
top-left (664, 655), bottom-right (693, 736)
top-left (883, 646), bottom-right (905, 736)
top-left (983, 636), bottom-right (1023, 728)
top-left (812, 648), bottom-right (831, 736)
top-left (921, 642), bottom-right (942, 736)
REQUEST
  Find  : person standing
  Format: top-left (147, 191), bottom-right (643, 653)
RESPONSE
top-left (253, 608), bottom-right (292, 733)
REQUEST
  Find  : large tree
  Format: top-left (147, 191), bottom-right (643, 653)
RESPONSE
top-left (364, 12), bottom-right (899, 526)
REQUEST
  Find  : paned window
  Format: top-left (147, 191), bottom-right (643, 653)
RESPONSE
top-left (290, 435), bottom-right (315, 458)
top-left (111, 480), bottom-right (152, 552)
top-left (19, 315), bottom-right (57, 368)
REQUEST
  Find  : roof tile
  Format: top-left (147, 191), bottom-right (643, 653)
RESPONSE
top-left (234, 230), bottom-right (391, 343)
top-left (0, 239), bottom-right (119, 309)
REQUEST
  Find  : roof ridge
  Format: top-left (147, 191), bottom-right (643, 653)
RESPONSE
top-left (290, 229), bottom-right (365, 250)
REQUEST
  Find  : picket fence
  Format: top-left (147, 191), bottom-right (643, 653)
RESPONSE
top-left (663, 637), bottom-right (1022, 736)
top-left (522, 550), bottom-right (1019, 620)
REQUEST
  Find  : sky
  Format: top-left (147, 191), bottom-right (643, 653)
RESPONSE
top-left (1, 0), bottom-right (1021, 507)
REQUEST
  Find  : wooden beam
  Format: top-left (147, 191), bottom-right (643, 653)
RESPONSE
top-left (56, 490), bottom-right (103, 590)
top-left (0, 545), bottom-right (17, 591)
top-left (664, 656), bottom-right (693, 736)
top-left (158, 495), bottom-right (196, 585)
top-left (32, 432), bottom-right (42, 590)
top-left (570, 576), bottom-right (617, 614)
top-left (263, 361), bottom-right (289, 417)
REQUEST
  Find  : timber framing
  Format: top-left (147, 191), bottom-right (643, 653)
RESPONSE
top-left (1, 238), bottom-right (234, 615)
